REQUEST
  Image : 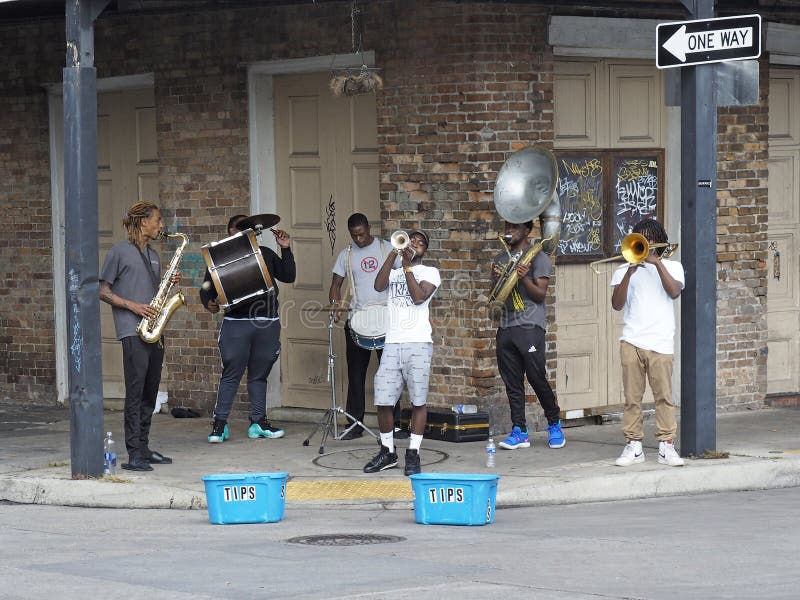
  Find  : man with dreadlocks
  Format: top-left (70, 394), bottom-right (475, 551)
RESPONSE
top-left (490, 220), bottom-right (565, 451)
top-left (611, 218), bottom-right (685, 467)
top-left (99, 201), bottom-right (182, 472)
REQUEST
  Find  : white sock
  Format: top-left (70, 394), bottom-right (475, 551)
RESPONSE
top-left (380, 432), bottom-right (394, 453)
top-left (409, 433), bottom-right (423, 451)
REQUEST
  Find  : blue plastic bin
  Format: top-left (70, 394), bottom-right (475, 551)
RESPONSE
top-left (409, 473), bottom-right (499, 526)
top-left (202, 472), bottom-right (288, 525)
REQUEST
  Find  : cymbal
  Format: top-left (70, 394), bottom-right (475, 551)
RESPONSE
top-left (237, 213), bottom-right (281, 231)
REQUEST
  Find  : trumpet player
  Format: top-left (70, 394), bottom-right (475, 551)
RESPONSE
top-left (491, 221), bottom-right (565, 451)
top-left (99, 202), bottom-right (182, 472)
top-left (611, 218), bottom-right (685, 467)
top-left (364, 230), bottom-right (440, 476)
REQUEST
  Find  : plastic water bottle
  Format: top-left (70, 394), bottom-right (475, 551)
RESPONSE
top-left (103, 432), bottom-right (117, 476)
top-left (451, 404), bottom-right (478, 414)
top-left (485, 437), bottom-right (496, 468)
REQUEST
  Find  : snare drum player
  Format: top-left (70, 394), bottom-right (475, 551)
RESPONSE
top-left (364, 230), bottom-right (440, 476)
top-left (99, 201), bottom-right (181, 472)
top-left (328, 213), bottom-right (402, 440)
top-left (200, 215), bottom-right (296, 444)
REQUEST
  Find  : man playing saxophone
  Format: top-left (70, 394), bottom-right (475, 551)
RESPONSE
top-left (490, 220), bottom-right (565, 451)
top-left (99, 201), bottom-right (182, 472)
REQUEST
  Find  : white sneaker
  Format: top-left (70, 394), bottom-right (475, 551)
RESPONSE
top-left (615, 440), bottom-right (645, 467)
top-left (658, 441), bottom-right (685, 466)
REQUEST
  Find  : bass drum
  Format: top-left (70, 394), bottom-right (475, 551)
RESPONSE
top-left (201, 229), bottom-right (274, 311)
top-left (348, 303), bottom-right (387, 350)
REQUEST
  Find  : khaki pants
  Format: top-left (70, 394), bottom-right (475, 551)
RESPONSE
top-left (620, 341), bottom-right (677, 442)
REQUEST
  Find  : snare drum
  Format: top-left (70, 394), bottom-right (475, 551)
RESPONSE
top-left (349, 303), bottom-right (387, 350)
top-left (201, 229), bottom-right (275, 311)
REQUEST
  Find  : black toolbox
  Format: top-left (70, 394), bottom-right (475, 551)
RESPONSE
top-left (400, 408), bottom-right (490, 443)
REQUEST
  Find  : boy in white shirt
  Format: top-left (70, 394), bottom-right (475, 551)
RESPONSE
top-left (611, 218), bottom-right (685, 467)
top-left (363, 230), bottom-right (440, 476)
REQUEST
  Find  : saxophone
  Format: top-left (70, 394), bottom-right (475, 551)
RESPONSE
top-left (137, 231), bottom-right (188, 343)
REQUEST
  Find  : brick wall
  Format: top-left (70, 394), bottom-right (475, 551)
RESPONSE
top-left (714, 56), bottom-right (770, 410)
top-left (374, 1), bottom-right (554, 425)
top-left (0, 21), bottom-right (63, 403)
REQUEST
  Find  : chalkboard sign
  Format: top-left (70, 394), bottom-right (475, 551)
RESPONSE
top-left (612, 155), bottom-right (661, 253)
top-left (555, 150), bottom-right (664, 262)
top-left (556, 155), bottom-right (604, 257)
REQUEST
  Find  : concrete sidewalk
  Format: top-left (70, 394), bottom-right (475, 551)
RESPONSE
top-left (1, 404), bottom-right (799, 511)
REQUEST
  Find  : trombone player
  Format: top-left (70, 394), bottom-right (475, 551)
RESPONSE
top-left (491, 220), bottom-right (565, 451)
top-left (610, 218), bottom-right (685, 467)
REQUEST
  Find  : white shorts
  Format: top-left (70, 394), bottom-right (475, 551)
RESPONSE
top-left (373, 342), bottom-right (433, 407)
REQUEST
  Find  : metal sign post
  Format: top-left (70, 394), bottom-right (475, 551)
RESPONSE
top-left (64, 0), bottom-right (110, 477)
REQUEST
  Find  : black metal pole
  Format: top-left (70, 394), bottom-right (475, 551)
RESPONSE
top-left (680, 0), bottom-right (717, 456)
top-left (64, 0), bottom-right (109, 477)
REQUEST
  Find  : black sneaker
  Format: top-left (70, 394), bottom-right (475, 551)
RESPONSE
top-left (404, 448), bottom-right (421, 476)
top-left (363, 446), bottom-right (398, 473)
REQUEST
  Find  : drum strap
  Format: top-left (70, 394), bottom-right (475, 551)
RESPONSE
top-left (345, 239), bottom-right (388, 309)
top-left (345, 244), bottom-right (355, 308)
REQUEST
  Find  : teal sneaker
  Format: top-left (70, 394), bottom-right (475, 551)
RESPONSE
top-left (248, 417), bottom-right (285, 439)
top-left (547, 420), bottom-right (566, 449)
top-left (498, 426), bottom-right (530, 449)
top-left (208, 420), bottom-right (229, 444)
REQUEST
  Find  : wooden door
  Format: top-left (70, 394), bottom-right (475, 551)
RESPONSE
top-left (554, 59), bottom-right (665, 413)
top-left (97, 88), bottom-right (159, 398)
top-left (767, 68), bottom-right (800, 394)
top-left (273, 72), bottom-right (380, 410)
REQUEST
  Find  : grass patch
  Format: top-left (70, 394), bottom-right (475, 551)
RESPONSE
top-left (698, 450), bottom-right (730, 459)
top-left (47, 461), bottom-right (69, 468)
top-left (70, 473), bottom-right (131, 482)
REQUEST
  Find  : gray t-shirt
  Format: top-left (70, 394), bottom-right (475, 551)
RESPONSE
top-left (100, 240), bottom-right (161, 340)
top-left (332, 238), bottom-right (399, 308)
top-left (492, 247), bottom-right (551, 329)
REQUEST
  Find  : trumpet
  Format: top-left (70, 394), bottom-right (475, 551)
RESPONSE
top-left (390, 230), bottom-right (415, 257)
top-left (589, 233), bottom-right (678, 274)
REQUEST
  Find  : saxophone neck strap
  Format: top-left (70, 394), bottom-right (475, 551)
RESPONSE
top-left (133, 242), bottom-right (159, 288)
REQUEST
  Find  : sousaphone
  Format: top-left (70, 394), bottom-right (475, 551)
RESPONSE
top-left (489, 146), bottom-right (562, 309)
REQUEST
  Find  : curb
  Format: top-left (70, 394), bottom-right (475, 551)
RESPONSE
top-left (2, 456), bottom-right (799, 511)
top-left (0, 476), bottom-right (205, 510)
top-left (497, 456), bottom-right (800, 507)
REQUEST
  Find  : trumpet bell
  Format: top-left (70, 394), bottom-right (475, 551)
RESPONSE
top-left (390, 230), bottom-right (410, 250)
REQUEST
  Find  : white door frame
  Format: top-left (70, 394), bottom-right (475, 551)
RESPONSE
top-left (48, 73), bottom-right (155, 403)
top-left (246, 52), bottom-right (374, 407)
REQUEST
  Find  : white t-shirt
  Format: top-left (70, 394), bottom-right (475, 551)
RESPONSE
top-left (610, 259), bottom-right (685, 355)
top-left (385, 264), bottom-right (441, 344)
top-left (332, 238), bottom-right (399, 308)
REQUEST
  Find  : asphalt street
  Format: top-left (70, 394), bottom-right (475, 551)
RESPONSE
top-left (1, 487), bottom-right (798, 599)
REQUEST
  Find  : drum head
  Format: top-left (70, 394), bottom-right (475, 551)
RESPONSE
top-left (350, 304), bottom-right (387, 338)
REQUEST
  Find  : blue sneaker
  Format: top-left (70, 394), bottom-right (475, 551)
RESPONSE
top-left (498, 426), bottom-right (530, 450)
top-left (248, 417), bottom-right (285, 439)
top-left (547, 420), bottom-right (565, 449)
top-left (208, 420), bottom-right (229, 444)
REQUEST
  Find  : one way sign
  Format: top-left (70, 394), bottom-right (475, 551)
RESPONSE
top-left (657, 14), bottom-right (761, 69)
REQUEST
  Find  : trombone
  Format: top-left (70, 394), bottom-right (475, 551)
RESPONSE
top-left (589, 233), bottom-right (678, 274)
